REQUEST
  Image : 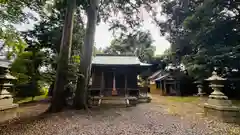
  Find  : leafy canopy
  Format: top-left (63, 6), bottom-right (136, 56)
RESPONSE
top-left (104, 30), bottom-right (155, 63)
top-left (157, 0), bottom-right (240, 79)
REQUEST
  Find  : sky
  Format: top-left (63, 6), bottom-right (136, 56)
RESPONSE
top-left (91, 6), bottom-right (170, 55)
top-left (95, 20), bottom-right (170, 55)
top-left (14, 6), bottom-right (170, 56)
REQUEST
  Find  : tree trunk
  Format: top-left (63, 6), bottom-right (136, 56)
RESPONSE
top-left (74, 0), bottom-right (100, 109)
top-left (48, 0), bottom-right (76, 113)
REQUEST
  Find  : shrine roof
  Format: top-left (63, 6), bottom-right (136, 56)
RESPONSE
top-left (154, 70), bottom-right (189, 81)
top-left (92, 54), bottom-right (151, 66)
top-left (148, 70), bottom-right (163, 80)
top-left (154, 73), bottom-right (171, 81)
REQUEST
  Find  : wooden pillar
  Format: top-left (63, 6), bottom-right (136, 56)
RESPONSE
top-left (174, 81), bottom-right (177, 95)
top-left (158, 81), bottom-right (161, 95)
top-left (112, 72), bottom-right (117, 95)
top-left (100, 71), bottom-right (104, 95)
top-left (98, 71), bottom-right (104, 106)
top-left (175, 81), bottom-right (180, 96)
top-left (159, 81), bottom-right (161, 89)
top-left (125, 74), bottom-right (130, 106)
top-left (125, 74), bottom-right (128, 97)
top-left (161, 80), bottom-right (164, 95)
top-left (164, 81), bottom-right (167, 95)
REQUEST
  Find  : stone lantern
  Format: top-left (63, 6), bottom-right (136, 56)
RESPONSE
top-left (204, 71), bottom-right (240, 123)
top-left (194, 80), bottom-right (204, 96)
top-left (0, 60), bottom-right (18, 110)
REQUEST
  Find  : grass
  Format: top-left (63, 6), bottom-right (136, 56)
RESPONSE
top-left (14, 95), bottom-right (48, 104)
top-left (165, 96), bottom-right (200, 103)
top-left (231, 100), bottom-right (240, 106)
top-left (14, 86), bottom-right (49, 104)
top-left (164, 96), bottom-right (240, 107)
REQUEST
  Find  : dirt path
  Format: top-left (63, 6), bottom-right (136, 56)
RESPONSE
top-left (0, 102), bottom-right (49, 124)
top-left (0, 95), bottom-right (240, 135)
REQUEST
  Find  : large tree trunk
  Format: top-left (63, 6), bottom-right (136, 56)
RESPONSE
top-left (74, 0), bottom-right (100, 109)
top-left (48, 0), bottom-right (76, 113)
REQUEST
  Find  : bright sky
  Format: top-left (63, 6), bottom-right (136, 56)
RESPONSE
top-left (95, 22), bottom-right (170, 55)
top-left (15, 6), bottom-right (170, 56)
top-left (94, 6), bottom-right (170, 55)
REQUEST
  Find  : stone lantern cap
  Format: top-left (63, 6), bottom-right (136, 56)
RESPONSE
top-left (205, 71), bottom-right (226, 81)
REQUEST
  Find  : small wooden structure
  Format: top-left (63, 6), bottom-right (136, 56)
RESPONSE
top-left (155, 73), bottom-right (180, 96)
top-left (147, 70), bottom-right (165, 94)
top-left (153, 70), bottom-right (195, 96)
top-left (89, 54), bottom-right (151, 106)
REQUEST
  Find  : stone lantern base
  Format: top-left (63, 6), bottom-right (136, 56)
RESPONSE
top-left (0, 96), bottom-right (19, 123)
top-left (204, 98), bottom-right (240, 123)
top-left (0, 98), bottom-right (19, 111)
top-left (0, 89), bottom-right (18, 111)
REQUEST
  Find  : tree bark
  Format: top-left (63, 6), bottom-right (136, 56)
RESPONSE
top-left (74, 0), bottom-right (100, 109)
top-left (48, 0), bottom-right (76, 113)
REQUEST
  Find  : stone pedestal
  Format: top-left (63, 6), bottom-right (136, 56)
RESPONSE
top-left (0, 89), bottom-right (18, 111)
top-left (204, 103), bottom-right (240, 123)
top-left (0, 98), bottom-right (18, 111)
top-left (0, 107), bottom-right (18, 123)
top-left (204, 72), bottom-right (240, 123)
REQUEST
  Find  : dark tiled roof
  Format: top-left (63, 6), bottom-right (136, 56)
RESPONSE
top-left (148, 70), bottom-right (169, 80)
top-left (154, 74), bottom-right (171, 81)
top-left (148, 70), bottom-right (162, 80)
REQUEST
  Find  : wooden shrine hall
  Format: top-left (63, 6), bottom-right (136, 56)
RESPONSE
top-left (89, 54), bottom-right (151, 106)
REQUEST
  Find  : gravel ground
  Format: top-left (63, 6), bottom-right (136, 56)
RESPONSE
top-left (0, 102), bottom-right (49, 124)
top-left (0, 96), bottom-right (240, 135)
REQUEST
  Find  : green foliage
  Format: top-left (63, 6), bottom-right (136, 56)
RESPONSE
top-left (104, 30), bottom-right (156, 63)
top-left (99, 0), bottom-right (158, 32)
top-left (14, 95), bottom-right (47, 104)
top-left (14, 82), bottom-right (42, 98)
top-left (40, 86), bottom-right (49, 96)
top-left (11, 52), bottom-right (32, 84)
top-left (19, 1), bottom-right (86, 84)
top-left (71, 55), bottom-right (80, 64)
top-left (0, 28), bottom-right (27, 59)
top-left (93, 46), bottom-right (104, 56)
top-left (150, 49), bottom-right (173, 71)
top-left (166, 96), bottom-right (198, 103)
top-left (158, 0), bottom-right (240, 79)
top-left (11, 50), bottom-right (45, 97)
top-left (0, 0), bottom-right (44, 24)
top-left (0, 0), bottom-right (45, 60)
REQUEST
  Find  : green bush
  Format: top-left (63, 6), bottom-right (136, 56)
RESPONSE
top-left (15, 82), bottom-right (43, 98)
top-left (40, 86), bottom-right (49, 97)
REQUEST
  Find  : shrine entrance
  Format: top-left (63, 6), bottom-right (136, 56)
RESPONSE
top-left (103, 71), bottom-right (127, 96)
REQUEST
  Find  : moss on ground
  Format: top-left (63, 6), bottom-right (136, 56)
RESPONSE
top-left (165, 96), bottom-right (200, 103)
top-left (14, 95), bottom-right (48, 104)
